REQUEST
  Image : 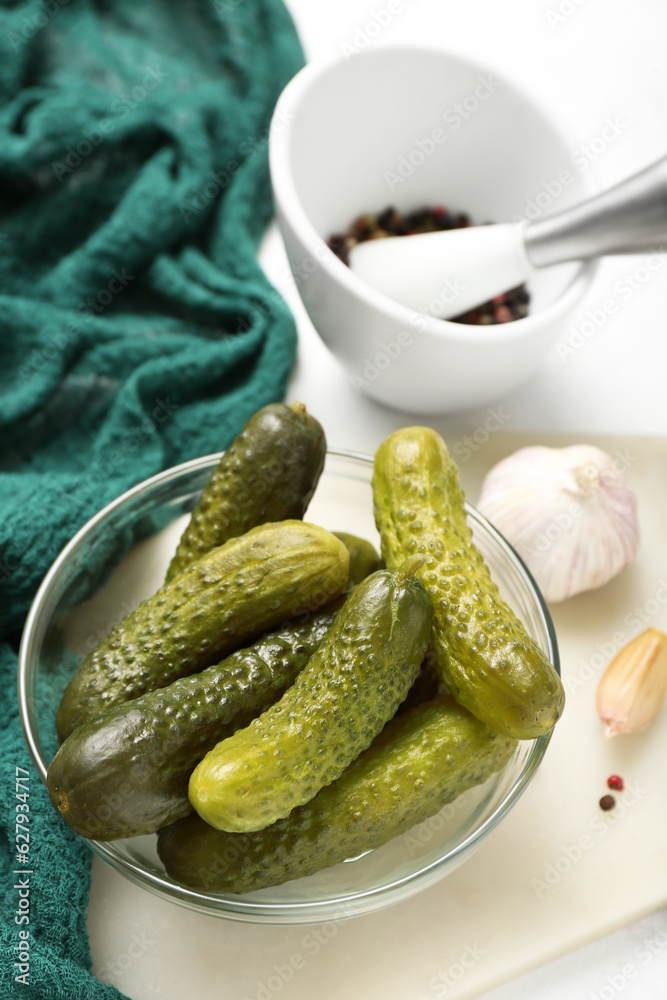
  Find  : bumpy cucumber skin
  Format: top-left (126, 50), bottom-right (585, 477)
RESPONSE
top-left (333, 532), bottom-right (384, 587)
top-left (158, 695), bottom-right (516, 893)
top-left (47, 604), bottom-right (343, 840)
top-left (56, 521), bottom-right (349, 742)
top-left (188, 565), bottom-right (433, 833)
top-left (372, 427), bottom-right (565, 740)
top-left (165, 403), bottom-right (326, 582)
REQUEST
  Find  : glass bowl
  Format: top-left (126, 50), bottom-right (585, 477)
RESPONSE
top-left (18, 450), bottom-right (559, 924)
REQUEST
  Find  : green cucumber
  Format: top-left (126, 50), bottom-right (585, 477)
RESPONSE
top-left (372, 427), bottom-right (564, 739)
top-left (188, 557), bottom-right (432, 833)
top-left (157, 695), bottom-right (516, 892)
top-left (333, 532), bottom-right (384, 587)
top-left (47, 603), bottom-right (343, 840)
top-left (47, 536), bottom-right (382, 840)
top-left (165, 402), bottom-right (325, 581)
top-left (56, 520), bottom-right (349, 742)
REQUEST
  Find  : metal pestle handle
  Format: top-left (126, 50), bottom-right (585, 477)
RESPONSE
top-left (524, 155), bottom-right (667, 268)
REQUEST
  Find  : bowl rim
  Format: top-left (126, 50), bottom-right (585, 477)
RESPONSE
top-left (18, 448), bottom-right (560, 923)
top-left (269, 42), bottom-right (599, 346)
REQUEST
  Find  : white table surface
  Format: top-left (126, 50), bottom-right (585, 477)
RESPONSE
top-left (274, 0), bottom-right (667, 996)
top-left (88, 2), bottom-right (667, 997)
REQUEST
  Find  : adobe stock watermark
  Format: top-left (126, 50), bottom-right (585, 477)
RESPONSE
top-left (348, 328), bottom-right (415, 394)
top-left (51, 65), bottom-right (169, 181)
top-left (96, 933), bottom-right (154, 983)
top-left (230, 238), bottom-right (330, 337)
top-left (235, 905), bottom-right (356, 1000)
top-left (384, 74), bottom-right (502, 192)
top-left (339, 0), bottom-right (419, 61)
top-left (566, 578), bottom-right (667, 694)
top-left (58, 396), bottom-right (180, 514)
top-left (545, 0), bottom-right (590, 30)
top-left (413, 276), bottom-right (469, 320)
top-left (571, 118), bottom-right (630, 171)
top-left (586, 923), bottom-right (667, 1000)
top-left (81, 268), bottom-right (135, 313)
top-left (415, 943), bottom-right (487, 998)
top-left (530, 781), bottom-right (647, 897)
top-left (346, 270), bottom-right (481, 394)
top-left (178, 107), bottom-right (293, 224)
top-left (278, 239), bottom-right (330, 293)
top-left (403, 794), bottom-right (470, 857)
top-left (13, 767), bottom-right (32, 987)
top-left (18, 267), bottom-right (136, 382)
top-left (84, 597), bottom-right (141, 652)
top-left (213, 0), bottom-right (243, 20)
top-left (451, 406), bottom-right (512, 463)
top-left (6, 0), bottom-right (70, 52)
top-left (510, 117), bottom-right (629, 222)
top-left (556, 247), bottom-right (666, 361)
top-left (0, 550), bottom-right (22, 584)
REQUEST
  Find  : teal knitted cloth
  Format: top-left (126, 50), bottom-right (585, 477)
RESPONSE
top-left (0, 1), bottom-right (304, 995)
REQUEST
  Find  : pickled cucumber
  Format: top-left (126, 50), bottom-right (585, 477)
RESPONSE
top-left (56, 521), bottom-right (349, 742)
top-left (158, 695), bottom-right (516, 892)
top-left (47, 602), bottom-right (344, 840)
top-left (188, 557), bottom-right (432, 833)
top-left (165, 402), bottom-right (326, 581)
top-left (333, 532), bottom-right (384, 587)
top-left (372, 427), bottom-right (564, 739)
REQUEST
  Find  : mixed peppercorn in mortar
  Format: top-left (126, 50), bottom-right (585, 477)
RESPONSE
top-left (327, 205), bottom-right (530, 325)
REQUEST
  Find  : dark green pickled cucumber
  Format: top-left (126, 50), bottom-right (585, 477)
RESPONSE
top-left (158, 694), bottom-right (516, 892)
top-left (56, 521), bottom-right (349, 742)
top-left (189, 557), bottom-right (433, 833)
top-left (397, 659), bottom-right (441, 714)
top-left (372, 427), bottom-right (564, 739)
top-left (165, 402), bottom-right (326, 581)
top-left (333, 532), bottom-right (384, 587)
top-left (47, 604), bottom-right (344, 840)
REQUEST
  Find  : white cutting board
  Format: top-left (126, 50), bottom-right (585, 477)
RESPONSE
top-left (87, 433), bottom-right (667, 1000)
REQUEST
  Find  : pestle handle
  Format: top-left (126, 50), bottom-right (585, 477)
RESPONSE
top-left (524, 155), bottom-right (667, 268)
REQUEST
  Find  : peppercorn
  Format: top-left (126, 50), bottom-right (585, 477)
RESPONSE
top-left (327, 205), bottom-right (530, 324)
top-left (599, 794), bottom-right (616, 811)
top-left (607, 775), bottom-right (624, 791)
top-left (494, 305), bottom-right (514, 323)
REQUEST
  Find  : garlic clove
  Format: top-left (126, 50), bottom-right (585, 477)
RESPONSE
top-left (477, 445), bottom-right (639, 603)
top-left (596, 628), bottom-right (667, 736)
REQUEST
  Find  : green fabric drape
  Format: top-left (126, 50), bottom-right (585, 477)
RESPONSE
top-left (0, 0), bottom-right (304, 995)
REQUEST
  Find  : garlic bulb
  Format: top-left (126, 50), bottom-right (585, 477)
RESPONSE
top-left (477, 445), bottom-right (639, 603)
